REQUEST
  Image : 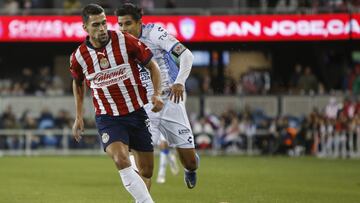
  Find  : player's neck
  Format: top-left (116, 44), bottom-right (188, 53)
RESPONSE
top-left (136, 24), bottom-right (142, 38)
top-left (89, 37), bottom-right (109, 49)
top-left (90, 38), bottom-right (104, 49)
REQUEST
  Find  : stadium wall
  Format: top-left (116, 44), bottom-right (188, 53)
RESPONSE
top-left (0, 95), bottom-right (345, 119)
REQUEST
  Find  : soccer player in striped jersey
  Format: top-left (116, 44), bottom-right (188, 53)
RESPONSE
top-left (116, 3), bottom-right (199, 189)
top-left (70, 4), bottom-right (163, 203)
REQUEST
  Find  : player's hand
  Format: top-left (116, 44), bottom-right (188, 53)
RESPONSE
top-left (170, 83), bottom-right (184, 103)
top-left (151, 95), bottom-right (164, 112)
top-left (72, 117), bottom-right (84, 142)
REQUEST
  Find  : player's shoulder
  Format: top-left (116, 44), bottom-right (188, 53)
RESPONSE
top-left (71, 43), bottom-right (85, 57)
top-left (143, 23), bottom-right (167, 36)
top-left (69, 42), bottom-right (87, 65)
top-left (140, 23), bottom-right (155, 37)
top-left (143, 23), bottom-right (155, 30)
top-left (152, 23), bottom-right (167, 33)
top-left (120, 30), bottom-right (137, 40)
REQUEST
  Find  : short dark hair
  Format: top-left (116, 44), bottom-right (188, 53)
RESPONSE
top-left (82, 4), bottom-right (105, 23)
top-left (115, 3), bottom-right (143, 21)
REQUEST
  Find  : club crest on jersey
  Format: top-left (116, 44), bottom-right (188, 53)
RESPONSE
top-left (99, 57), bottom-right (110, 69)
top-left (102, 132), bottom-right (110, 143)
top-left (179, 18), bottom-right (195, 40)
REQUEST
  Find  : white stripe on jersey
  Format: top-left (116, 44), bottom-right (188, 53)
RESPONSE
top-left (88, 46), bottom-right (122, 116)
top-left (75, 48), bottom-right (88, 76)
top-left (128, 72), bottom-right (144, 107)
top-left (117, 32), bottom-right (128, 64)
top-left (87, 50), bottom-right (107, 114)
top-left (117, 82), bottom-right (135, 113)
top-left (87, 47), bottom-right (101, 72)
top-left (116, 32), bottom-right (137, 112)
top-left (101, 87), bottom-right (120, 116)
top-left (117, 32), bottom-right (144, 107)
top-left (92, 89), bottom-right (106, 114)
top-left (104, 38), bottom-right (126, 115)
top-left (106, 38), bottom-right (117, 67)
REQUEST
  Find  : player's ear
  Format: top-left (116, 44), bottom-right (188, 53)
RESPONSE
top-left (137, 19), bottom-right (142, 27)
top-left (82, 24), bottom-right (88, 32)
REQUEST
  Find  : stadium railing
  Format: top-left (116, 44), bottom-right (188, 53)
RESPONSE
top-left (0, 128), bottom-right (274, 156)
top-left (0, 128), bottom-right (101, 156)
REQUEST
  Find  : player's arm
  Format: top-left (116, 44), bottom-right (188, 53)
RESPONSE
top-left (123, 32), bottom-right (164, 112)
top-left (170, 44), bottom-right (194, 103)
top-left (149, 25), bottom-right (194, 103)
top-left (69, 52), bottom-right (85, 142)
top-left (144, 59), bottom-right (163, 112)
top-left (72, 79), bottom-right (85, 142)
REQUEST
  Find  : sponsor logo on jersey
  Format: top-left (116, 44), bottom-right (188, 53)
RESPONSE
top-left (179, 18), bottom-right (196, 40)
top-left (102, 132), bottom-right (110, 143)
top-left (97, 51), bottom-right (106, 57)
top-left (92, 66), bottom-right (128, 88)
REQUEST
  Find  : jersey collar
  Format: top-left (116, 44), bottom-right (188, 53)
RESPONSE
top-left (85, 31), bottom-right (111, 50)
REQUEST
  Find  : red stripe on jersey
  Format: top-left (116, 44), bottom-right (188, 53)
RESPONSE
top-left (129, 61), bottom-right (148, 104)
top-left (124, 78), bottom-right (141, 110)
top-left (111, 32), bottom-right (124, 65)
top-left (96, 88), bottom-right (113, 116)
top-left (79, 44), bottom-right (95, 74)
top-left (91, 92), bottom-right (101, 115)
top-left (107, 84), bottom-right (129, 115)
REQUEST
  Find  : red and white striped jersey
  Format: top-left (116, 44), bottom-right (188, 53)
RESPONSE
top-left (69, 30), bottom-right (153, 116)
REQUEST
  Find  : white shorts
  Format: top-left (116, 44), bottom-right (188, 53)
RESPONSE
top-left (144, 100), bottom-right (195, 149)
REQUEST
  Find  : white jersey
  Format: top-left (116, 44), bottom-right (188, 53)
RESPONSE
top-left (138, 23), bottom-right (180, 100)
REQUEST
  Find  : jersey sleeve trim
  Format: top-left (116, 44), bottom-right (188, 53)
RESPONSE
top-left (169, 42), bottom-right (180, 54)
top-left (139, 52), bottom-right (154, 66)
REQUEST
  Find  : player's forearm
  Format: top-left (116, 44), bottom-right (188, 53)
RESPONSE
top-left (146, 60), bottom-right (162, 96)
top-left (72, 80), bottom-right (85, 119)
top-left (174, 49), bottom-right (194, 85)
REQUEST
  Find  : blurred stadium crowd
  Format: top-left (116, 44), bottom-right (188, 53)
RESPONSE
top-left (2, 62), bottom-right (360, 96)
top-left (1, 96), bottom-right (360, 158)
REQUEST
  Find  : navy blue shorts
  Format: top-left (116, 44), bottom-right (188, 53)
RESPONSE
top-left (95, 108), bottom-right (153, 152)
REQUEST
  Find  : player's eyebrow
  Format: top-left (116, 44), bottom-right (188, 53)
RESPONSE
top-left (92, 19), bottom-right (106, 26)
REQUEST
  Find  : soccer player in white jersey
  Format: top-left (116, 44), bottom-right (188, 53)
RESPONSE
top-left (116, 3), bottom-right (199, 189)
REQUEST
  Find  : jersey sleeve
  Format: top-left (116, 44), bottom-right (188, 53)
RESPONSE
top-left (124, 32), bottom-right (153, 66)
top-left (149, 24), bottom-right (179, 52)
top-left (69, 51), bottom-right (85, 82)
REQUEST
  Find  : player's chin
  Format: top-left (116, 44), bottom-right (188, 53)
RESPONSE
top-left (99, 35), bottom-right (109, 43)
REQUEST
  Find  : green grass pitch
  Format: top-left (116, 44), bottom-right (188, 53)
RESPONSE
top-left (1, 155), bottom-right (360, 203)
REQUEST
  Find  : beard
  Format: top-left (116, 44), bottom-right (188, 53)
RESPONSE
top-left (98, 33), bottom-right (109, 46)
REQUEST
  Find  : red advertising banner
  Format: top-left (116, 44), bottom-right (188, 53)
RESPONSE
top-left (0, 14), bottom-right (359, 42)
